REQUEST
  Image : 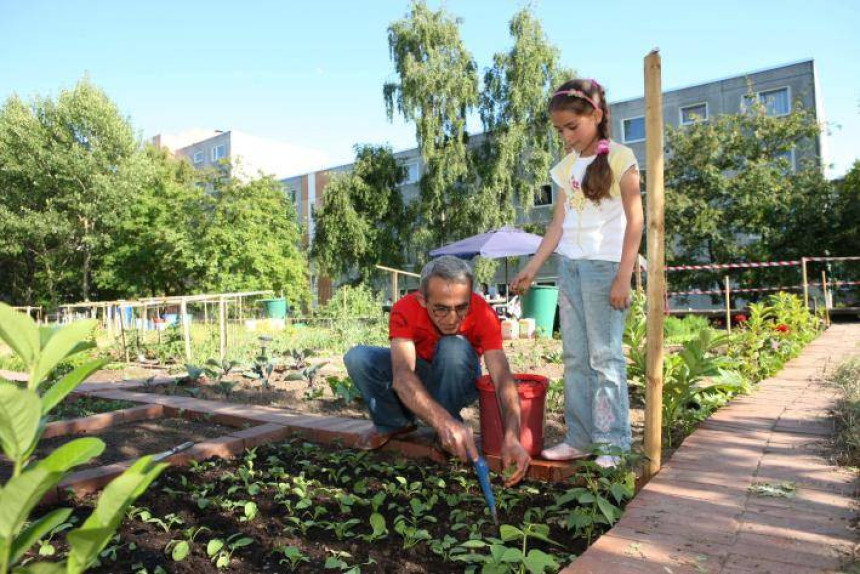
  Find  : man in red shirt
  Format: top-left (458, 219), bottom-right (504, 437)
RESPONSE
top-left (344, 256), bottom-right (531, 486)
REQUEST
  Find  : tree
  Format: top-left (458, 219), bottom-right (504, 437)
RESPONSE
top-left (664, 97), bottom-right (824, 290)
top-left (384, 0), bottom-right (479, 251)
top-left (471, 8), bottom-right (571, 231)
top-left (195, 168), bottom-right (311, 309)
top-left (830, 160), bottom-right (860, 256)
top-left (311, 145), bottom-right (410, 283)
top-left (93, 145), bottom-right (205, 298)
top-left (0, 77), bottom-right (137, 304)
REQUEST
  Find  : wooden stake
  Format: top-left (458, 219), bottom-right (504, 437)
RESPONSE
top-left (724, 275), bottom-right (732, 334)
top-left (801, 257), bottom-right (809, 310)
top-left (392, 272), bottom-right (399, 303)
top-left (643, 49), bottom-right (666, 484)
top-left (180, 298), bottom-right (192, 363)
top-left (219, 297), bottom-right (227, 362)
top-left (119, 307), bottom-right (129, 364)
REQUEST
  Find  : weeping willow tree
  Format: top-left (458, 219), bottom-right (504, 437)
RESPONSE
top-left (384, 0), bottom-right (480, 253)
top-left (384, 3), bottom-right (572, 262)
top-left (470, 8), bottom-right (572, 232)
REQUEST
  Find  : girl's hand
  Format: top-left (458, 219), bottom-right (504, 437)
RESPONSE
top-left (609, 275), bottom-right (632, 310)
top-left (510, 268), bottom-right (536, 296)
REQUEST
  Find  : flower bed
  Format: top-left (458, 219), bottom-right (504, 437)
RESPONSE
top-left (33, 440), bottom-right (635, 573)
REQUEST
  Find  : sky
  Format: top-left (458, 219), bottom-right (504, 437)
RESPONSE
top-left (1, 0), bottom-right (858, 178)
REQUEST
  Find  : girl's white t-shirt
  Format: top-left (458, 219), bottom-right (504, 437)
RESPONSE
top-left (552, 147), bottom-right (636, 262)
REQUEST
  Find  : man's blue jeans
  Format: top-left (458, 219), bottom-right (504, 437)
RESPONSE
top-left (343, 336), bottom-right (481, 433)
top-left (558, 258), bottom-right (632, 452)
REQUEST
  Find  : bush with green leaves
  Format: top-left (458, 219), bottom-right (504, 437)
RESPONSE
top-left (316, 284), bottom-right (383, 320)
top-left (0, 303), bottom-right (167, 573)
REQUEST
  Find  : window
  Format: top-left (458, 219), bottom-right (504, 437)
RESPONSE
top-left (283, 185), bottom-right (297, 204)
top-left (743, 87), bottom-right (790, 116)
top-left (211, 144), bottom-right (227, 161)
top-left (680, 103), bottom-right (708, 125)
top-left (534, 184), bottom-right (553, 206)
top-left (773, 148), bottom-right (796, 171)
top-left (623, 116), bottom-right (645, 143)
top-left (193, 151), bottom-right (204, 164)
top-left (402, 161), bottom-right (420, 184)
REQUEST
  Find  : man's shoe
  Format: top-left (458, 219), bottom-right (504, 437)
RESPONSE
top-left (540, 442), bottom-right (589, 461)
top-left (355, 424), bottom-right (418, 451)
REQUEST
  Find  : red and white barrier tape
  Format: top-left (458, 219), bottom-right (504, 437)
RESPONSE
top-left (803, 256), bottom-right (860, 262)
top-left (668, 280), bottom-right (860, 297)
top-left (666, 260), bottom-right (801, 272)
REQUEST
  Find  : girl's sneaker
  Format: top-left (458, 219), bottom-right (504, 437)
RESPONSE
top-left (594, 455), bottom-right (621, 468)
top-left (540, 443), bottom-right (589, 461)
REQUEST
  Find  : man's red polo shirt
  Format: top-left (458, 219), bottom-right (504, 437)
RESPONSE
top-left (389, 292), bottom-right (503, 362)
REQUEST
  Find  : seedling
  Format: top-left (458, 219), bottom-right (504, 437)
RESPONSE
top-left (206, 533), bottom-right (254, 569)
top-left (274, 545), bottom-right (310, 570)
top-left (165, 526), bottom-right (210, 562)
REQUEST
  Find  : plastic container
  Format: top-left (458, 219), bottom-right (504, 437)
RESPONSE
top-left (521, 286), bottom-right (559, 338)
top-left (259, 298), bottom-right (288, 319)
top-left (501, 318), bottom-right (519, 340)
top-left (476, 374), bottom-right (548, 457)
top-left (518, 318), bottom-right (536, 339)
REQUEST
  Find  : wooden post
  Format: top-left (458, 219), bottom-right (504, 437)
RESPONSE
top-left (724, 275), bottom-right (732, 334)
top-left (392, 272), bottom-right (399, 303)
top-left (119, 307), bottom-right (129, 364)
top-left (821, 270), bottom-right (830, 326)
top-left (801, 257), bottom-right (809, 310)
top-left (180, 298), bottom-right (192, 363)
top-left (643, 49), bottom-right (666, 484)
top-left (219, 297), bottom-right (227, 362)
top-left (204, 302), bottom-right (209, 325)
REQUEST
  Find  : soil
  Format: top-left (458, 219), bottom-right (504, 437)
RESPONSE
top-left (124, 337), bottom-right (653, 463)
top-left (0, 417), bottom-right (237, 481)
top-left (36, 439), bottom-right (610, 573)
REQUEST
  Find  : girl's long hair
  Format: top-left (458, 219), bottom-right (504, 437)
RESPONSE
top-left (549, 79), bottom-right (612, 202)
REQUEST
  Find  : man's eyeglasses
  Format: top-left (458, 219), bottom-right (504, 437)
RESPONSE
top-left (430, 303), bottom-right (470, 319)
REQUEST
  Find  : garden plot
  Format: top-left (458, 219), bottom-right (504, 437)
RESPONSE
top-left (32, 439), bottom-right (634, 573)
top-left (0, 413), bottom-right (237, 482)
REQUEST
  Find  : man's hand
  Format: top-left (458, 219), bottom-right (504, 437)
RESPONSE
top-left (500, 435), bottom-right (531, 487)
top-left (437, 418), bottom-right (479, 463)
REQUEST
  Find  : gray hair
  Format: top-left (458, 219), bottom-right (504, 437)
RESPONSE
top-left (420, 256), bottom-right (473, 295)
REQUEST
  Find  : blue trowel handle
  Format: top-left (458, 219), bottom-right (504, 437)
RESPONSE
top-left (473, 455), bottom-right (498, 524)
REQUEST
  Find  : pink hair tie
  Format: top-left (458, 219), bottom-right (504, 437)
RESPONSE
top-left (596, 139), bottom-right (610, 155)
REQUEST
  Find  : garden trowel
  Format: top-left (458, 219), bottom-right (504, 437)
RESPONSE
top-left (473, 455), bottom-right (499, 527)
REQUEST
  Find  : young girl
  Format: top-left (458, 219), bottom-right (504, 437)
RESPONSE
top-left (511, 78), bottom-right (643, 468)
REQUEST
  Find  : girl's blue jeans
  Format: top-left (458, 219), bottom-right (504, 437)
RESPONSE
top-left (558, 257), bottom-right (632, 452)
top-left (343, 336), bottom-right (481, 433)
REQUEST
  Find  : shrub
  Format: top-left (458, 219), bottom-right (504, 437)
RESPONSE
top-left (0, 304), bottom-right (167, 573)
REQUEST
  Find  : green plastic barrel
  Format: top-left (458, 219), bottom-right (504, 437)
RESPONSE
top-left (259, 298), bottom-right (288, 319)
top-left (521, 286), bottom-right (559, 338)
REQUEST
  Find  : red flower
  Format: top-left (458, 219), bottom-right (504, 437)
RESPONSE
top-left (733, 313), bottom-right (747, 324)
top-left (775, 323), bottom-right (790, 333)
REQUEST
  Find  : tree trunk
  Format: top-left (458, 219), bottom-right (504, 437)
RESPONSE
top-left (82, 218), bottom-right (91, 301)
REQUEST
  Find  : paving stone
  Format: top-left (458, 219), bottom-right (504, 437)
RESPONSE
top-left (563, 532), bottom-right (723, 574)
top-left (727, 531), bottom-right (846, 570)
top-left (720, 553), bottom-right (844, 574)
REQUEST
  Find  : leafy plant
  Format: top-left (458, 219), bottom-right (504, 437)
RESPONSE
top-left (275, 545), bottom-right (310, 570)
top-left (165, 526), bottom-right (210, 562)
top-left (206, 533), bottom-right (254, 569)
top-left (325, 375), bottom-right (363, 404)
top-left (0, 303), bottom-right (167, 574)
top-left (287, 362), bottom-right (329, 394)
top-left (452, 523), bottom-right (562, 573)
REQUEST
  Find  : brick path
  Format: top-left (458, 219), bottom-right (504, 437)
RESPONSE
top-left (565, 323), bottom-right (859, 574)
